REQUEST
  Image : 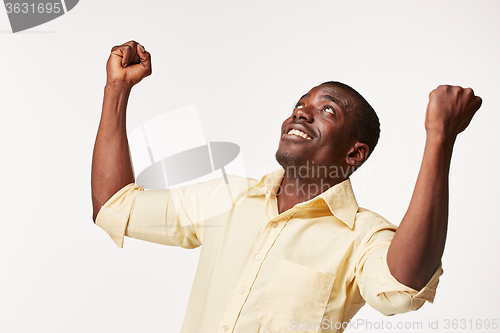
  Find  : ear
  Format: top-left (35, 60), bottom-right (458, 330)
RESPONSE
top-left (345, 142), bottom-right (369, 167)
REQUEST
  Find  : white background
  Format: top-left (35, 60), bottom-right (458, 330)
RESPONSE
top-left (1, 1), bottom-right (499, 332)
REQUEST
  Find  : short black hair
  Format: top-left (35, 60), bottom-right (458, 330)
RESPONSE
top-left (322, 81), bottom-right (380, 157)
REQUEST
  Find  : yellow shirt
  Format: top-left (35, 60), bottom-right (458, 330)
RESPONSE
top-left (96, 169), bottom-right (442, 333)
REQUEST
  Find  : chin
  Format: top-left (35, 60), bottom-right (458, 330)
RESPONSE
top-left (275, 148), bottom-right (302, 169)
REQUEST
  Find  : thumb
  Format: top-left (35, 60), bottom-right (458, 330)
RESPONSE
top-left (108, 45), bottom-right (128, 71)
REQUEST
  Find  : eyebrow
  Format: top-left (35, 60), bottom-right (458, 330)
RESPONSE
top-left (297, 93), bottom-right (340, 105)
top-left (321, 94), bottom-right (340, 105)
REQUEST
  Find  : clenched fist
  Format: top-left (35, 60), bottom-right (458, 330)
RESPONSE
top-left (106, 40), bottom-right (152, 88)
top-left (425, 85), bottom-right (482, 139)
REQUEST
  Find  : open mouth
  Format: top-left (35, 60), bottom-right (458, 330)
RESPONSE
top-left (287, 129), bottom-right (312, 140)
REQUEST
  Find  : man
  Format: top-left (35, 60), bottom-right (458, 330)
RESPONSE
top-left (92, 41), bottom-right (482, 332)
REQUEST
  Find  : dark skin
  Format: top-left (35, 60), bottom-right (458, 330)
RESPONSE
top-left (275, 84), bottom-right (369, 212)
top-left (275, 83), bottom-right (482, 290)
top-left (91, 41), bottom-right (151, 221)
top-left (92, 41), bottom-right (482, 291)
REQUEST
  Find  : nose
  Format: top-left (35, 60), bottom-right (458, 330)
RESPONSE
top-left (292, 105), bottom-right (313, 122)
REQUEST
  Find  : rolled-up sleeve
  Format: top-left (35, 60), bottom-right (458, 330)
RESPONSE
top-left (95, 176), bottom-right (248, 249)
top-left (95, 184), bottom-right (144, 248)
top-left (95, 183), bottom-right (203, 249)
top-left (125, 185), bottom-right (203, 249)
top-left (356, 229), bottom-right (443, 316)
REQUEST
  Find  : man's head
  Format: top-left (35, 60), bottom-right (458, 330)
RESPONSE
top-left (275, 81), bottom-right (380, 180)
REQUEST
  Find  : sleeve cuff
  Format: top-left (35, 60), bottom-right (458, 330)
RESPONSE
top-left (407, 264), bottom-right (443, 310)
top-left (95, 184), bottom-right (144, 248)
top-left (374, 249), bottom-right (444, 311)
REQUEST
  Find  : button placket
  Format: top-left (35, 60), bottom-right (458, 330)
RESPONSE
top-left (218, 215), bottom-right (294, 332)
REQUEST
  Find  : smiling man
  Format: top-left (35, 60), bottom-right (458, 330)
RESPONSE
top-left (275, 82), bottom-right (378, 213)
top-left (92, 41), bottom-right (482, 333)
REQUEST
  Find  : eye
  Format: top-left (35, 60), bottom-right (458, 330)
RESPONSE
top-left (322, 106), bottom-right (335, 114)
top-left (295, 104), bottom-right (304, 109)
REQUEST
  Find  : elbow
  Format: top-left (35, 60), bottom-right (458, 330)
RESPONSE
top-left (386, 249), bottom-right (440, 291)
top-left (388, 261), bottom-right (440, 291)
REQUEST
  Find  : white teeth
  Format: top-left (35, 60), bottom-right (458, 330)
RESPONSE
top-left (287, 129), bottom-right (311, 139)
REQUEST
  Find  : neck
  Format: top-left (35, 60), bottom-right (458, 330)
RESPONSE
top-left (276, 164), bottom-right (352, 214)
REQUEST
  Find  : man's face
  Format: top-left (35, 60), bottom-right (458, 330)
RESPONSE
top-left (275, 83), bottom-right (358, 174)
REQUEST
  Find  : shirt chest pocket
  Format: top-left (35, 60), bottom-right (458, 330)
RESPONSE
top-left (258, 259), bottom-right (335, 333)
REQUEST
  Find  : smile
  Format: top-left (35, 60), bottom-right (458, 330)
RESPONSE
top-left (287, 129), bottom-right (312, 140)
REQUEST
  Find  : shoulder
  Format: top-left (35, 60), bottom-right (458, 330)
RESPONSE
top-left (354, 207), bottom-right (398, 240)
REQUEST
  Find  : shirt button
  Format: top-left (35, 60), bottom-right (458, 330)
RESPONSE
top-left (222, 325), bottom-right (229, 332)
top-left (255, 254), bottom-right (261, 260)
top-left (239, 287), bottom-right (246, 294)
top-left (271, 222), bottom-right (278, 228)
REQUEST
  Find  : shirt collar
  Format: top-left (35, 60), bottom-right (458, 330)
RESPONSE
top-left (246, 169), bottom-right (359, 229)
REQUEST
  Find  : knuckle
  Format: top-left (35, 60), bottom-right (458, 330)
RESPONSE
top-left (449, 85), bottom-right (461, 95)
top-left (436, 85), bottom-right (450, 94)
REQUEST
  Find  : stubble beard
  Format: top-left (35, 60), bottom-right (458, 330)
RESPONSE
top-left (275, 147), bottom-right (314, 180)
top-left (275, 148), bottom-right (302, 170)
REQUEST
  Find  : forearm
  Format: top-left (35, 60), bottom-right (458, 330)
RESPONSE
top-left (387, 134), bottom-right (455, 290)
top-left (91, 84), bottom-right (135, 221)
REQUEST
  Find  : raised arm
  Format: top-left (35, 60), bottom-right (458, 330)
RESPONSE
top-left (91, 41), bottom-right (152, 221)
top-left (386, 85), bottom-right (482, 290)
